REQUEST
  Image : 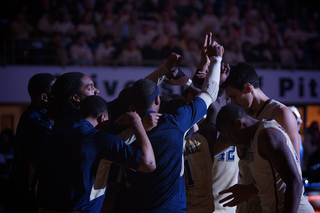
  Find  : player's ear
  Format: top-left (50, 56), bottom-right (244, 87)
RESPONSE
top-left (155, 95), bottom-right (160, 106)
top-left (71, 94), bottom-right (81, 103)
top-left (98, 113), bottom-right (108, 124)
top-left (235, 118), bottom-right (243, 129)
top-left (244, 83), bottom-right (253, 93)
top-left (39, 93), bottom-right (48, 102)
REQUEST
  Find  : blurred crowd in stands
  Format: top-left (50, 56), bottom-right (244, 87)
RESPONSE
top-left (0, 0), bottom-right (319, 69)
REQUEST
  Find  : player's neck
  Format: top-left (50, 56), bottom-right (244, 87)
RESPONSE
top-left (250, 88), bottom-right (269, 114)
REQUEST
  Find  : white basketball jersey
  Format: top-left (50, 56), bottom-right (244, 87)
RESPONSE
top-left (236, 99), bottom-right (284, 213)
top-left (212, 146), bottom-right (239, 213)
top-left (184, 133), bottom-right (215, 213)
top-left (248, 119), bottom-right (314, 213)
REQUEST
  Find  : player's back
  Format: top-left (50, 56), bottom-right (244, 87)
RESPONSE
top-left (184, 132), bottom-right (214, 213)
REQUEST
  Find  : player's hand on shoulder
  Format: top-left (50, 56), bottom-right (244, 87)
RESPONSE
top-left (142, 113), bottom-right (162, 132)
top-left (119, 111), bottom-right (142, 127)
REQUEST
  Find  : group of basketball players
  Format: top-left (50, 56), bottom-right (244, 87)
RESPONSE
top-left (6, 32), bottom-right (315, 213)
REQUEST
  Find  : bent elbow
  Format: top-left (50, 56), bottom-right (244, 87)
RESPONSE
top-left (146, 163), bottom-right (156, 172)
top-left (137, 160), bottom-right (156, 173)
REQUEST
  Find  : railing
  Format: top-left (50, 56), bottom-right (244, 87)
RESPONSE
top-left (1, 37), bottom-right (320, 71)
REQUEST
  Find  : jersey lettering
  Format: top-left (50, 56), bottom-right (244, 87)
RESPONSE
top-left (218, 146), bottom-right (236, 162)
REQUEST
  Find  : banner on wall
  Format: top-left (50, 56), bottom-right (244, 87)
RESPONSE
top-left (0, 66), bottom-right (319, 105)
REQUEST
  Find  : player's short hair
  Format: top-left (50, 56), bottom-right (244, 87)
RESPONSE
top-left (220, 62), bottom-right (259, 91)
top-left (28, 73), bottom-right (56, 102)
top-left (216, 104), bottom-right (248, 131)
top-left (48, 72), bottom-right (85, 119)
top-left (131, 78), bottom-right (159, 111)
top-left (80, 95), bottom-right (108, 119)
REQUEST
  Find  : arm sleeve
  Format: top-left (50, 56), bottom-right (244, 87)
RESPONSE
top-left (95, 131), bottom-right (142, 171)
top-left (170, 97), bottom-right (207, 133)
top-left (197, 56), bottom-right (221, 108)
top-left (145, 64), bottom-right (169, 85)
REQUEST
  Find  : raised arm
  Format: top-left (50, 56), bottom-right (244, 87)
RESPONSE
top-left (145, 52), bottom-right (182, 85)
top-left (258, 128), bottom-right (302, 213)
top-left (119, 112), bottom-right (156, 173)
top-left (197, 33), bottom-right (223, 108)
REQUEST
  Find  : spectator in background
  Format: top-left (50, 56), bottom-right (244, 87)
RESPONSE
top-left (304, 20), bottom-right (318, 43)
top-left (122, 11), bottom-right (142, 40)
top-left (182, 38), bottom-right (201, 75)
top-left (160, 35), bottom-right (183, 60)
top-left (69, 32), bottom-right (94, 66)
top-left (240, 23), bottom-right (263, 50)
top-left (9, 12), bottom-right (34, 39)
top-left (219, 20), bottom-right (241, 49)
top-left (223, 41), bottom-right (245, 65)
top-left (303, 121), bottom-right (320, 173)
top-left (283, 18), bottom-right (305, 44)
top-left (261, 36), bottom-right (281, 68)
top-left (96, 12), bottom-right (122, 42)
top-left (56, 12), bottom-right (76, 37)
top-left (279, 37), bottom-right (304, 69)
top-left (220, 6), bottom-right (241, 32)
top-left (304, 126), bottom-right (320, 183)
top-left (37, 13), bottom-right (60, 37)
top-left (268, 23), bottom-right (284, 48)
top-left (201, 3), bottom-right (221, 34)
top-left (94, 34), bottom-right (116, 66)
top-left (135, 22), bottom-right (158, 49)
top-left (76, 12), bottom-right (97, 47)
top-left (118, 38), bottom-right (143, 66)
top-left (242, 41), bottom-right (264, 65)
top-left (117, 3), bottom-right (134, 25)
top-left (309, 38), bottom-right (320, 69)
top-left (141, 35), bottom-right (163, 66)
top-left (44, 32), bottom-right (69, 66)
top-left (158, 11), bottom-right (179, 39)
top-left (159, 22), bottom-right (176, 47)
top-left (181, 11), bottom-right (205, 41)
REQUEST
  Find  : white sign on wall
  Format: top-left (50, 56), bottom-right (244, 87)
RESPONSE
top-left (0, 66), bottom-right (319, 105)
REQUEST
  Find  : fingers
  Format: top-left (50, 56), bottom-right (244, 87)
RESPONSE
top-left (203, 34), bottom-right (208, 47)
top-left (219, 194), bottom-right (234, 203)
top-left (218, 188), bottom-right (232, 195)
top-left (221, 199), bottom-right (238, 207)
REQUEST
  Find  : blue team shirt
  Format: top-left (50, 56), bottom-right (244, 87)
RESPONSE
top-left (120, 97), bottom-right (207, 212)
top-left (10, 103), bottom-right (52, 191)
top-left (37, 115), bottom-right (142, 213)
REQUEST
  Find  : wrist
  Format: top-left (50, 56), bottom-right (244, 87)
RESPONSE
top-left (183, 78), bottom-right (192, 88)
top-left (212, 56), bottom-right (222, 62)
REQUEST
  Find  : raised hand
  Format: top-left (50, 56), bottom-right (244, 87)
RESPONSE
top-left (164, 68), bottom-right (190, 86)
top-left (198, 33), bottom-right (211, 71)
top-left (165, 52), bottom-right (183, 71)
top-left (205, 33), bottom-right (224, 58)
